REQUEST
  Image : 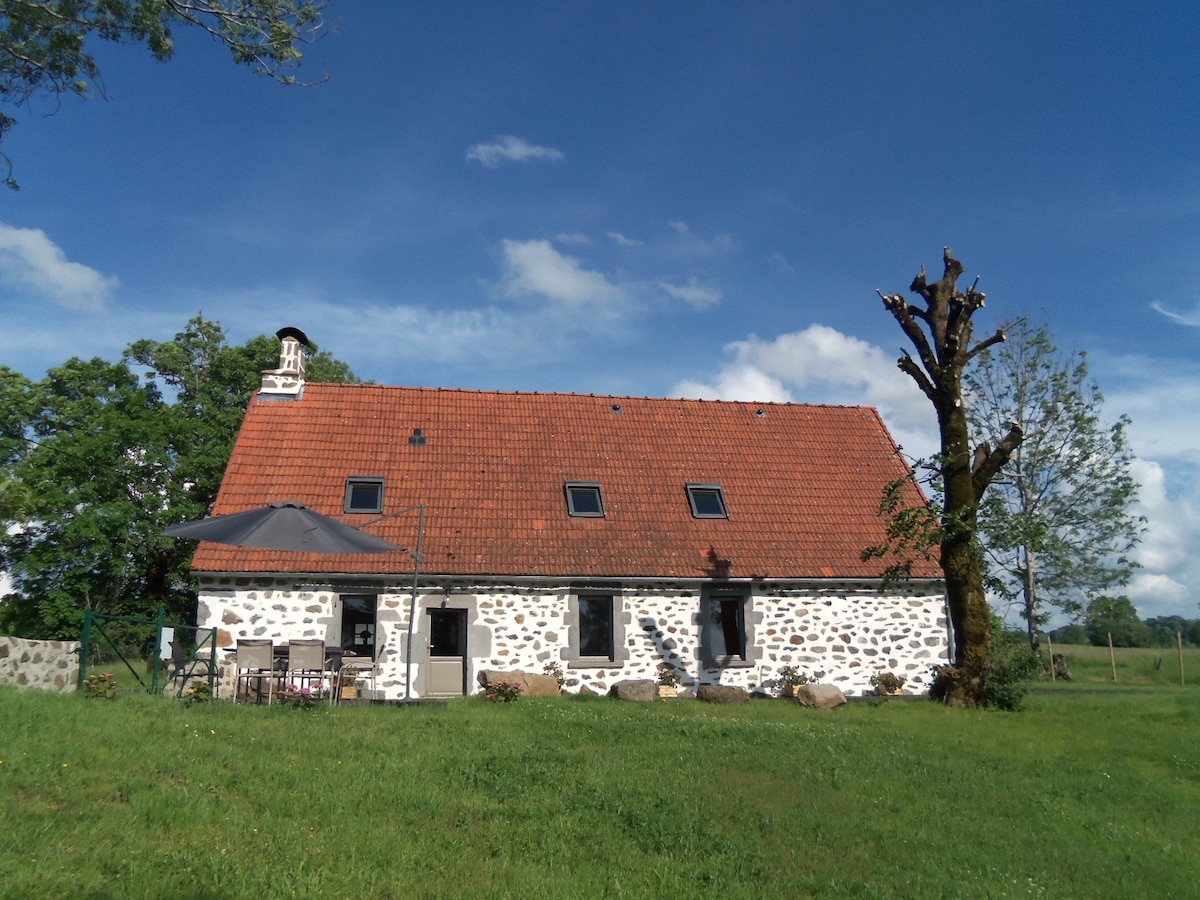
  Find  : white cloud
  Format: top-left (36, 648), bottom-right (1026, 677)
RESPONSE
top-left (658, 277), bottom-right (721, 309)
top-left (608, 231), bottom-right (643, 248)
top-left (670, 323), bottom-right (936, 457)
top-left (1150, 301), bottom-right (1200, 326)
top-left (665, 219), bottom-right (735, 257)
top-left (465, 135), bottom-right (564, 168)
top-left (554, 233), bottom-right (591, 246)
top-left (498, 239), bottom-right (624, 310)
top-left (670, 325), bottom-right (1200, 621)
top-left (0, 223), bottom-right (119, 312)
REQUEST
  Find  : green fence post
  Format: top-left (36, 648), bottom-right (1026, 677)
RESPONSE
top-left (78, 610), bottom-right (93, 693)
top-left (151, 607), bottom-right (165, 695)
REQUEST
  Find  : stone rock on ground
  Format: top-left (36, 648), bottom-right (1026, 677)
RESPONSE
top-left (609, 679), bottom-right (657, 702)
top-left (476, 669), bottom-right (561, 696)
top-left (794, 683), bottom-right (847, 709)
top-left (696, 684), bottom-right (750, 705)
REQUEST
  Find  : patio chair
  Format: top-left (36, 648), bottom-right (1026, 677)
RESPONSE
top-left (335, 656), bottom-right (377, 705)
top-left (166, 639), bottom-right (215, 698)
top-left (284, 639), bottom-right (329, 698)
top-left (234, 639), bottom-right (275, 704)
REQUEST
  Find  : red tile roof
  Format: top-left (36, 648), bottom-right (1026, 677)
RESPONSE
top-left (191, 384), bottom-right (942, 580)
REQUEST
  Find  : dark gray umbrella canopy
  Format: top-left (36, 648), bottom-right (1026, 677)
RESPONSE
top-left (165, 501), bottom-right (399, 554)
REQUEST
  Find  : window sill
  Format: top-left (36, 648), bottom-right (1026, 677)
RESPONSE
top-left (567, 657), bottom-right (619, 669)
top-left (702, 656), bottom-right (753, 669)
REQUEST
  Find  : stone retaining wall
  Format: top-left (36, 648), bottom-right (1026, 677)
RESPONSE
top-left (197, 577), bottom-right (949, 700)
top-left (0, 635), bottom-right (81, 693)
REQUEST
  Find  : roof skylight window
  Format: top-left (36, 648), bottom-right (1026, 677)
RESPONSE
top-left (345, 477), bottom-right (385, 514)
top-left (687, 483), bottom-right (728, 518)
top-left (565, 482), bottom-right (605, 517)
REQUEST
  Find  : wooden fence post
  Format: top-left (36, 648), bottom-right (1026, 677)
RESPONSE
top-left (1108, 633), bottom-right (1117, 682)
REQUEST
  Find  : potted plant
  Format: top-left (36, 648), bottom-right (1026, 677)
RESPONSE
top-left (869, 670), bottom-right (907, 696)
top-left (656, 663), bottom-right (681, 698)
top-left (339, 670), bottom-right (361, 701)
top-left (776, 665), bottom-right (810, 698)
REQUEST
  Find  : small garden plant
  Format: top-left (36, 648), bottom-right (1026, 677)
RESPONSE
top-left (869, 671), bottom-right (906, 694)
top-left (82, 672), bottom-right (118, 699)
top-left (775, 665), bottom-right (809, 696)
top-left (182, 681), bottom-right (213, 706)
top-left (543, 662), bottom-right (565, 689)
top-left (278, 685), bottom-right (321, 709)
top-left (656, 662), bottom-right (682, 687)
top-left (483, 679), bottom-right (522, 702)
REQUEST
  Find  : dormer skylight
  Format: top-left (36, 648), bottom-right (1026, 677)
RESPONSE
top-left (565, 482), bottom-right (605, 517)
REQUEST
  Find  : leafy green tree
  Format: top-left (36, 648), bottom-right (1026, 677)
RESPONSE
top-left (0, 316), bottom-right (357, 639)
top-left (1048, 623), bottom-right (1088, 645)
top-left (0, 0), bottom-right (326, 187)
top-left (1084, 595), bottom-right (1152, 648)
top-left (876, 249), bottom-right (1026, 682)
top-left (965, 320), bottom-right (1141, 648)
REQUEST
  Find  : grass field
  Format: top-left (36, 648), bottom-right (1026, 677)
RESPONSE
top-left (1039, 641), bottom-right (1199, 687)
top-left (2, 680), bottom-right (1198, 899)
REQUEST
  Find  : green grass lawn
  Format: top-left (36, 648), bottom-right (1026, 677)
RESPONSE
top-left (1041, 641), bottom-right (1199, 687)
top-left (2, 683), bottom-right (1198, 899)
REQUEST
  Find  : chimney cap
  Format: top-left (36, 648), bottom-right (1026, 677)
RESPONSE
top-left (276, 326), bottom-right (310, 346)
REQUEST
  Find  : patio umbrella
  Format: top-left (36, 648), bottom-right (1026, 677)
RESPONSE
top-left (164, 501), bottom-right (400, 554)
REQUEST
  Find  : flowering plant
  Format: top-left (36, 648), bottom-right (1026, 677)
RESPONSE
top-left (83, 671), bottom-right (118, 699)
top-left (483, 679), bottom-right (522, 702)
top-left (183, 681), bottom-right (213, 706)
top-left (278, 684), bottom-right (321, 709)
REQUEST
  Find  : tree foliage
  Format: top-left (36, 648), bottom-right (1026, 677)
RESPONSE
top-left (1084, 595), bottom-right (1152, 648)
top-left (965, 319), bottom-right (1141, 647)
top-left (0, 0), bottom-right (326, 187)
top-left (875, 248), bottom-right (1026, 685)
top-left (0, 315), bottom-right (357, 639)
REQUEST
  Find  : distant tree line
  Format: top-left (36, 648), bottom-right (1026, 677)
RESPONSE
top-left (1049, 596), bottom-right (1200, 648)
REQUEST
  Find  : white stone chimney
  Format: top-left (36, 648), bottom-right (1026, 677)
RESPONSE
top-left (260, 326), bottom-right (309, 396)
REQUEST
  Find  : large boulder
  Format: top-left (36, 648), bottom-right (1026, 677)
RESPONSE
top-left (696, 684), bottom-right (750, 705)
top-left (476, 669), bottom-right (561, 697)
top-left (794, 683), bottom-right (847, 710)
top-left (609, 679), bottom-right (657, 702)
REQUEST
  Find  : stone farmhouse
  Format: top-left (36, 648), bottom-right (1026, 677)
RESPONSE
top-left (192, 332), bottom-right (948, 700)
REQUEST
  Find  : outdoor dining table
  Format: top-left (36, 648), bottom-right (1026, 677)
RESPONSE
top-left (223, 645), bottom-right (356, 702)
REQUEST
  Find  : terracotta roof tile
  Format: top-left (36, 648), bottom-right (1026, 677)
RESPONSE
top-left (191, 385), bottom-right (942, 580)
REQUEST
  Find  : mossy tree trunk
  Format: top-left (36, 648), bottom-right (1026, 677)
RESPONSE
top-left (879, 249), bottom-right (1025, 673)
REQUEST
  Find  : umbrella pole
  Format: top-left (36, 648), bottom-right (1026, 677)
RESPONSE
top-left (403, 504), bottom-right (426, 702)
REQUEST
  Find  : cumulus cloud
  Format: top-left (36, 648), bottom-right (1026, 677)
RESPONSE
top-left (670, 324), bottom-right (936, 456)
top-left (498, 239), bottom-right (624, 310)
top-left (658, 277), bottom-right (721, 309)
top-left (0, 223), bottom-right (119, 312)
top-left (466, 135), bottom-right (564, 168)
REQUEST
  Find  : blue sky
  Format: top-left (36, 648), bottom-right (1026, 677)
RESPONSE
top-left (1, 3), bottom-right (1197, 622)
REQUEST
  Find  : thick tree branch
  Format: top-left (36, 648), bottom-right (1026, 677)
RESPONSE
top-left (897, 352), bottom-right (937, 402)
top-left (972, 422), bottom-right (1026, 500)
top-left (967, 328), bottom-right (1007, 363)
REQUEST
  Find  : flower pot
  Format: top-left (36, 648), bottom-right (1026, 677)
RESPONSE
top-left (657, 685), bottom-right (678, 699)
top-left (340, 685), bottom-right (359, 700)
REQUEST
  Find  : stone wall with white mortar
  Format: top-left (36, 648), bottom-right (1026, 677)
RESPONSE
top-left (195, 577), bottom-right (948, 699)
top-left (0, 636), bottom-right (81, 693)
